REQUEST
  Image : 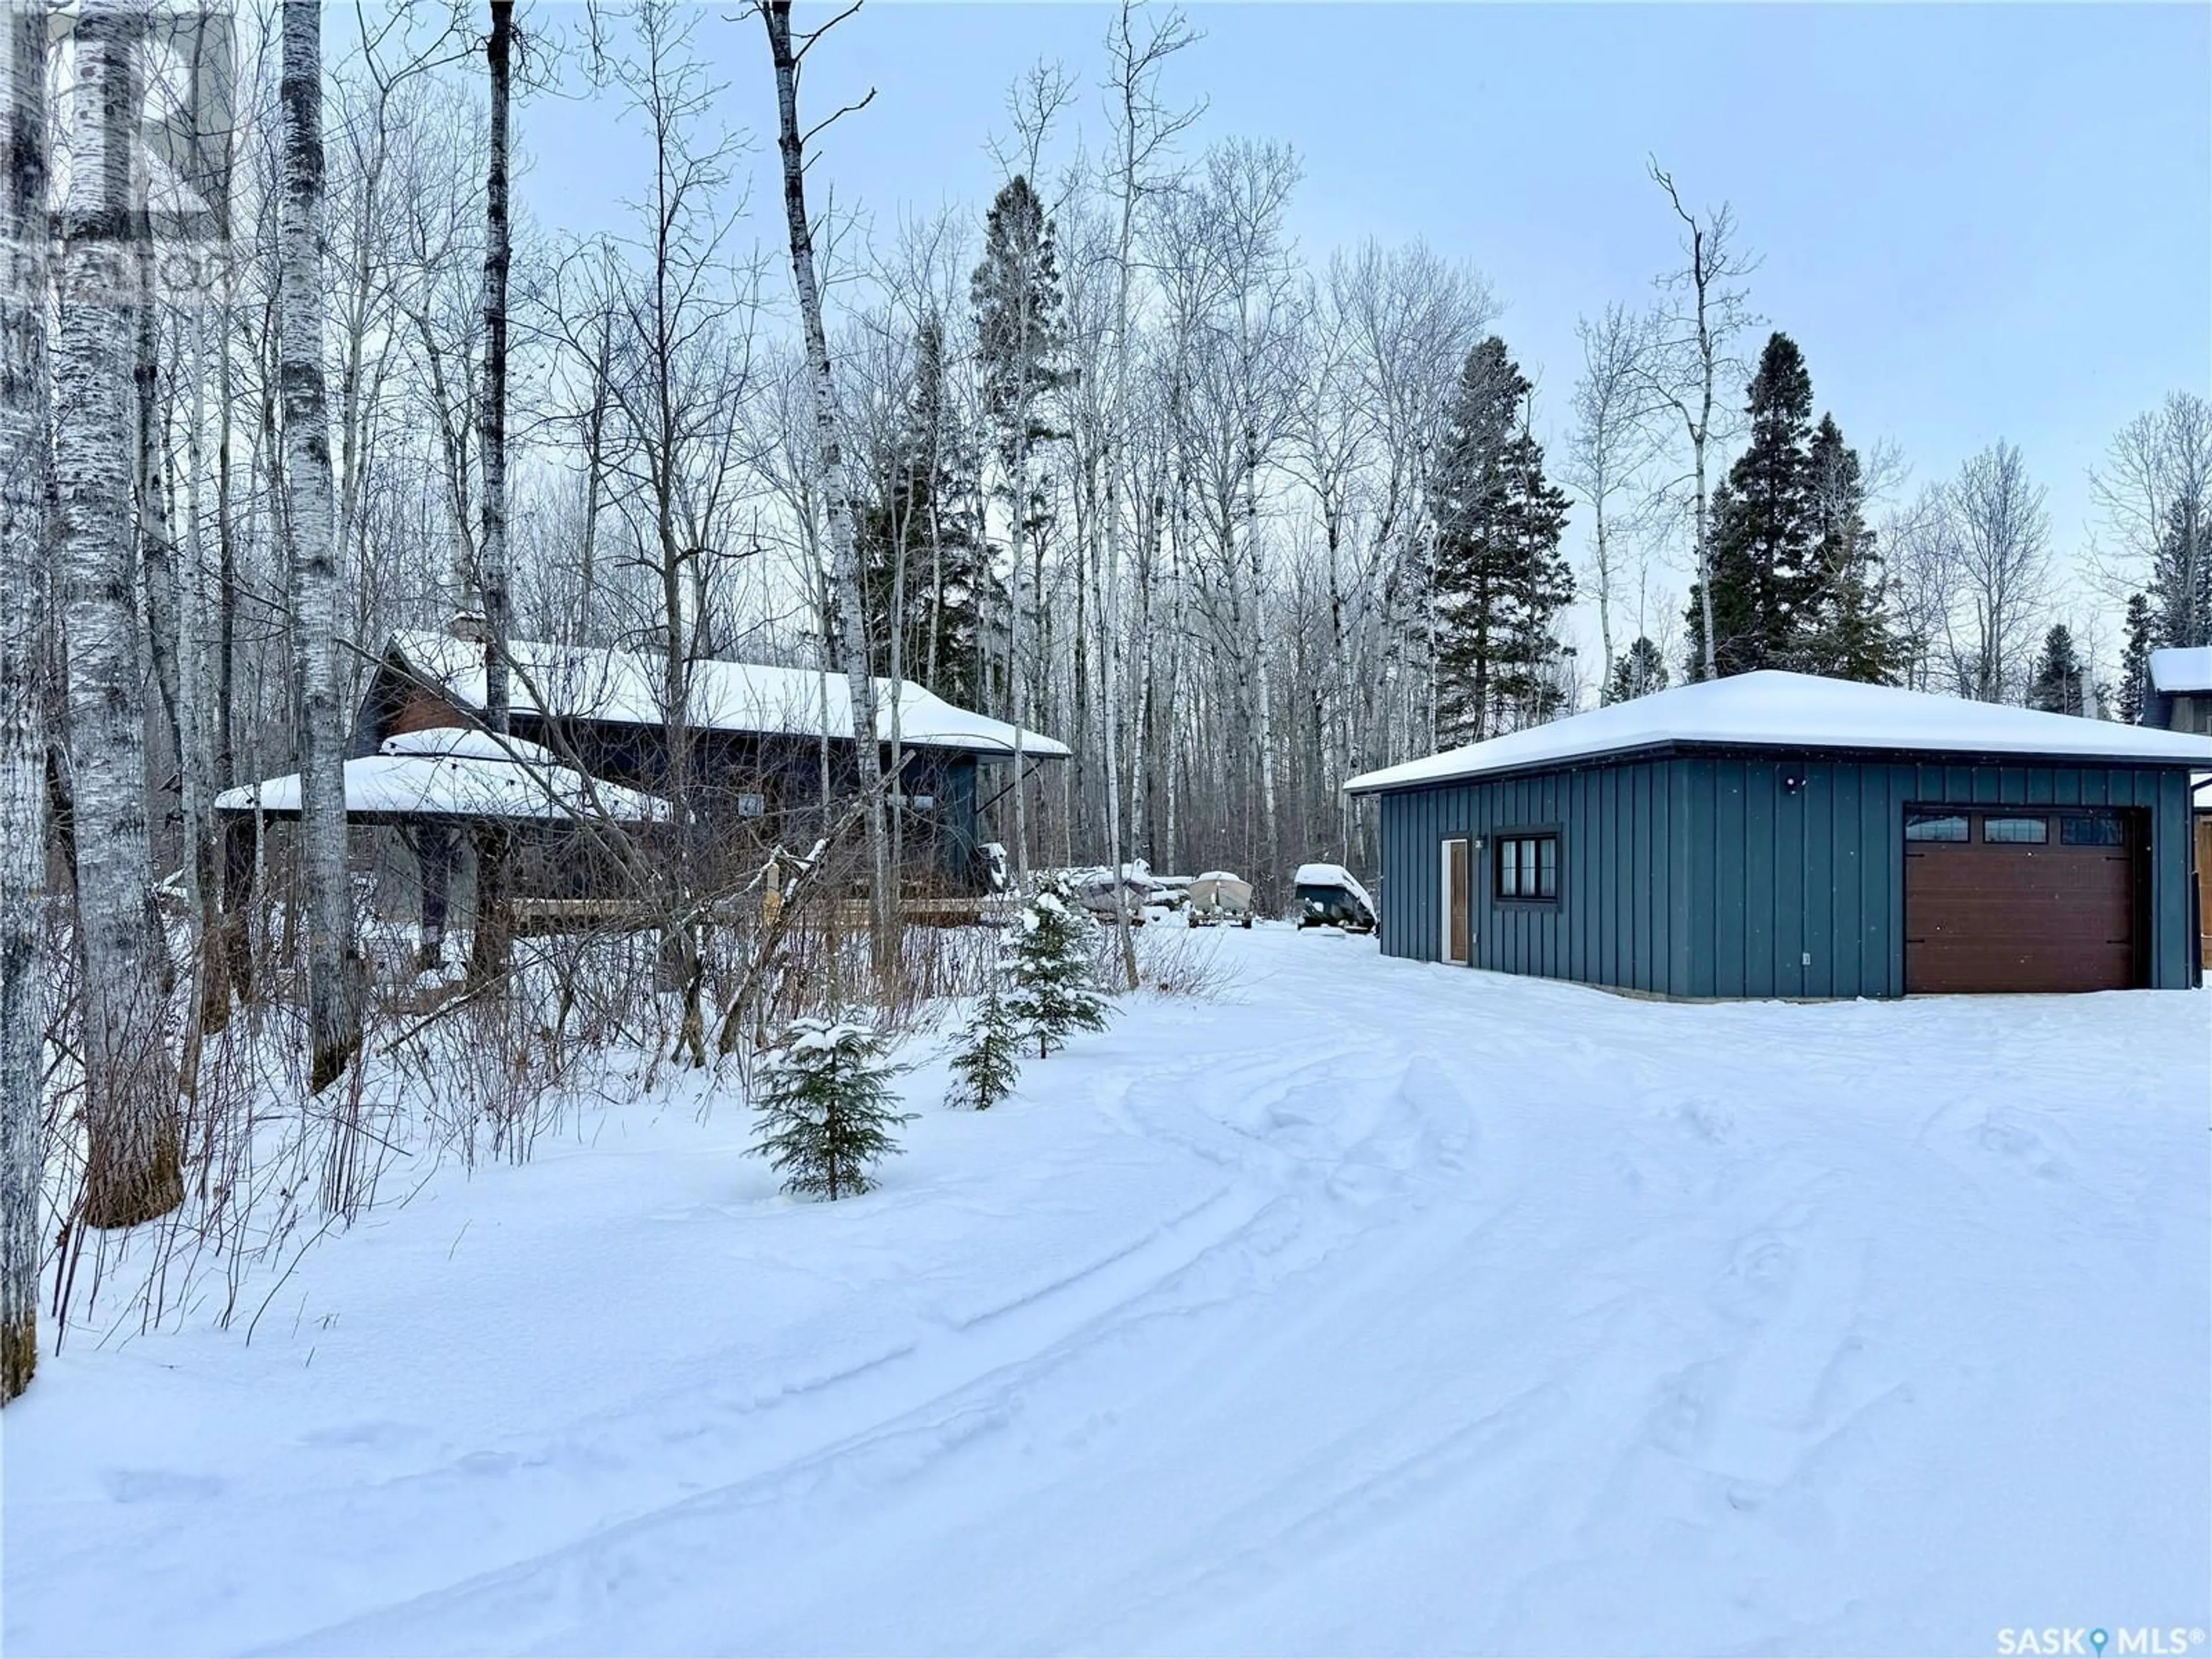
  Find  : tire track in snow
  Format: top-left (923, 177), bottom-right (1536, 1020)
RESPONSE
top-left (262, 1022), bottom-right (1471, 1656)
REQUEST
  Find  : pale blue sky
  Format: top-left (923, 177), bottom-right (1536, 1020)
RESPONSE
top-left (520, 2), bottom-right (2211, 656)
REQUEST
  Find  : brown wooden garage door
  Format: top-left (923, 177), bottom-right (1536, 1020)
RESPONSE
top-left (1904, 808), bottom-right (2139, 994)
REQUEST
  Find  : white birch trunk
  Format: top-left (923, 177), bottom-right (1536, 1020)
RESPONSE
top-left (1098, 39), bottom-right (1145, 988)
top-left (58, 0), bottom-right (181, 1226)
top-left (467, 0), bottom-right (514, 986)
top-left (762, 1), bottom-right (895, 983)
top-left (2, 0), bottom-right (52, 1396)
top-left (183, 306), bottom-right (226, 1036)
top-left (278, 0), bottom-right (359, 1092)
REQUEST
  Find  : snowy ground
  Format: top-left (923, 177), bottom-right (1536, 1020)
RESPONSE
top-left (6, 927), bottom-right (2209, 1657)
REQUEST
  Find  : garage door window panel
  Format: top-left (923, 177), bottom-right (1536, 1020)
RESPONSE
top-left (2061, 815), bottom-right (2125, 846)
top-left (1906, 813), bottom-right (1969, 842)
top-left (1983, 816), bottom-right (2048, 844)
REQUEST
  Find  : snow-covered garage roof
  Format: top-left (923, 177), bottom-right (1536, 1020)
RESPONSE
top-left (2149, 646), bottom-right (2212, 694)
top-left (1342, 670), bottom-right (2212, 795)
top-left (387, 630), bottom-right (1071, 760)
top-left (215, 729), bottom-right (666, 823)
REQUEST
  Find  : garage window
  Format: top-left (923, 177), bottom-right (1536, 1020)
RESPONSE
top-left (2061, 815), bottom-right (2125, 846)
top-left (1983, 816), bottom-right (2048, 844)
top-left (1496, 834), bottom-right (1558, 901)
top-left (1905, 812), bottom-right (1969, 842)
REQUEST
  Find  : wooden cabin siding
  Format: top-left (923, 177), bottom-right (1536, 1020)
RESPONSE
top-left (350, 658), bottom-right (997, 892)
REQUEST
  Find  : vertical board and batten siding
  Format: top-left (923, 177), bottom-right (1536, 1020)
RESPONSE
top-left (1374, 751), bottom-right (2199, 997)
top-left (1376, 757), bottom-right (1685, 995)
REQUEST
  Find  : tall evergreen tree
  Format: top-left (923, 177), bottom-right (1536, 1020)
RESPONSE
top-left (1431, 338), bottom-right (1574, 743)
top-left (2118, 592), bottom-right (2156, 724)
top-left (1797, 415), bottom-right (1904, 683)
top-left (858, 319), bottom-right (996, 708)
top-left (2028, 623), bottom-right (2086, 715)
top-left (1686, 332), bottom-right (1816, 679)
top-left (971, 174), bottom-right (1066, 874)
top-left (2152, 497), bottom-right (2212, 649)
top-left (1603, 637), bottom-right (1669, 704)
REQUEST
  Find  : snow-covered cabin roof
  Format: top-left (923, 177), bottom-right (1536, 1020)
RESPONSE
top-left (1342, 670), bottom-right (2212, 795)
top-left (386, 630), bottom-right (1070, 760)
top-left (2150, 646), bottom-right (2212, 694)
top-left (214, 729), bottom-right (666, 823)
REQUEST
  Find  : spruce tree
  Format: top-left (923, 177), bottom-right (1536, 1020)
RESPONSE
top-left (2119, 593), bottom-right (2156, 724)
top-left (749, 1018), bottom-right (914, 1201)
top-left (1686, 333), bottom-right (1816, 679)
top-left (2028, 624), bottom-right (2086, 715)
top-left (944, 971), bottom-right (1022, 1111)
top-left (972, 175), bottom-right (1066, 549)
top-left (1603, 637), bottom-right (1669, 704)
top-left (857, 319), bottom-right (996, 705)
top-left (1797, 415), bottom-right (1905, 683)
top-left (1006, 876), bottom-right (1109, 1059)
top-left (1431, 338), bottom-right (1575, 743)
top-left (2152, 498), bottom-right (2212, 649)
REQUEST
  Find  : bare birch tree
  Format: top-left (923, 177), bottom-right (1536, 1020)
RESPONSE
top-left (2, 0), bottom-right (51, 1398)
top-left (1639, 161), bottom-right (1755, 681)
top-left (1094, 0), bottom-right (1196, 987)
top-left (2091, 391), bottom-right (2212, 647)
top-left (759, 0), bottom-right (896, 983)
top-left (1565, 302), bottom-right (1658, 679)
top-left (58, 0), bottom-right (183, 1226)
top-left (279, 0), bottom-right (360, 1092)
top-left (1947, 440), bottom-right (2051, 702)
top-left (467, 0), bottom-right (516, 984)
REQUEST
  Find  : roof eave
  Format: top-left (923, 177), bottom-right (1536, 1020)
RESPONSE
top-left (1343, 737), bottom-right (2212, 797)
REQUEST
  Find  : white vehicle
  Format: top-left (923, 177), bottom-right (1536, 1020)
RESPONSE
top-left (1186, 870), bottom-right (1253, 929)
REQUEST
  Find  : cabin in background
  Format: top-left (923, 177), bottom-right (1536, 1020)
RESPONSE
top-left (214, 624), bottom-right (1068, 968)
top-left (352, 625), bottom-right (1068, 897)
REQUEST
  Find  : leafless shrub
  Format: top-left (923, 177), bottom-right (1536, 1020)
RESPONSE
top-left (1127, 923), bottom-right (1238, 1001)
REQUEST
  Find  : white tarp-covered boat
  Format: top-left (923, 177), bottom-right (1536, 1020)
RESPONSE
top-left (1061, 861), bottom-right (1155, 925)
top-left (1187, 870), bottom-right (1253, 928)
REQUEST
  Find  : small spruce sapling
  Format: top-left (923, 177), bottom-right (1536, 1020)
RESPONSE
top-left (748, 1018), bottom-right (914, 1200)
top-left (945, 969), bottom-right (1022, 1110)
top-left (1006, 876), bottom-right (1110, 1059)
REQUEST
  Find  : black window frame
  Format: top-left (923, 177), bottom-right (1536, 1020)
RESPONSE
top-left (1494, 831), bottom-right (1560, 904)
